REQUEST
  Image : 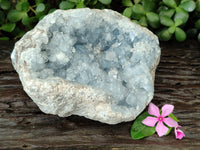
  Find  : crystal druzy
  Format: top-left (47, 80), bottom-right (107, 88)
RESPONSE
top-left (11, 8), bottom-right (161, 124)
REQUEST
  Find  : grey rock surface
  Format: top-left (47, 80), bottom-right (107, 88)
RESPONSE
top-left (11, 8), bottom-right (161, 124)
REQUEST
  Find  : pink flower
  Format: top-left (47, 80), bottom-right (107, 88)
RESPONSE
top-left (142, 103), bottom-right (178, 137)
top-left (175, 126), bottom-right (185, 140)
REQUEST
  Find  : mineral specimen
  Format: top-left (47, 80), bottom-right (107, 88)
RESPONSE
top-left (11, 8), bottom-right (161, 124)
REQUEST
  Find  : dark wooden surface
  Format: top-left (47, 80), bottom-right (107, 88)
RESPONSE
top-left (0, 40), bottom-right (200, 150)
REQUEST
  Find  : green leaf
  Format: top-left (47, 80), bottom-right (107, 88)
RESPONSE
top-left (0, 0), bottom-right (11, 10)
top-left (21, 16), bottom-right (30, 26)
top-left (158, 28), bottom-right (172, 41)
top-left (0, 37), bottom-right (9, 40)
top-left (36, 3), bottom-right (45, 12)
top-left (48, 8), bottom-right (56, 14)
top-left (16, 1), bottom-right (30, 12)
top-left (39, 15), bottom-right (45, 20)
top-left (198, 33), bottom-right (200, 42)
top-left (69, 0), bottom-right (79, 3)
top-left (22, 14), bottom-right (37, 26)
top-left (122, 0), bottom-right (133, 6)
top-left (98, 0), bottom-right (111, 5)
top-left (160, 15), bottom-right (174, 27)
top-left (179, 0), bottom-right (196, 12)
top-left (90, 0), bottom-right (98, 5)
top-left (158, 5), bottom-right (168, 12)
top-left (174, 7), bottom-right (189, 24)
top-left (76, 1), bottom-right (85, 8)
top-left (134, 0), bottom-right (141, 4)
top-left (168, 25), bottom-right (176, 34)
top-left (132, 19), bottom-right (140, 24)
top-left (59, 1), bottom-right (75, 10)
top-left (165, 127), bottom-right (172, 136)
top-left (0, 10), bottom-right (5, 25)
top-left (123, 7), bottom-right (132, 18)
top-left (131, 111), bottom-right (156, 140)
top-left (159, 9), bottom-right (175, 18)
top-left (146, 12), bottom-right (160, 28)
top-left (35, 12), bottom-right (42, 19)
top-left (132, 4), bottom-right (146, 15)
top-left (196, 0), bottom-right (200, 12)
top-left (175, 18), bottom-right (183, 26)
top-left (163, 0), bottom-right (177, 8)
top-left (142, 0), bottom-right (157, 12)
top-left (175, 27), bottom-right (186, 42)
top-left (181, 0), bottom-right (191, 2)
top-left (7, 10), bottom-right (26, 22)
top-left (168, 113), bottom-right (180, 122)
top-left (0, 23), bottom-right (16, 32)
top-left (139, 16), bottom-right (148, 27)
top-left (195, 19), bottom-right (200, 30)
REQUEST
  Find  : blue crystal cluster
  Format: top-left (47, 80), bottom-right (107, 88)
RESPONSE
top-left (30, 10), bottom-right (160, 109)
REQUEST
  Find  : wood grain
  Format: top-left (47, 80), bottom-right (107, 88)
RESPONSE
top-left (0, 40), bottom-right (200, 150)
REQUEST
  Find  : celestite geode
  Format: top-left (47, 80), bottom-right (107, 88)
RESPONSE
top-left (11, 8), bottom-right (161, 124)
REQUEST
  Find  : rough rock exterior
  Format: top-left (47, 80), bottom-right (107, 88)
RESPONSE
top-left (11, 8), bottom-right (161, 124)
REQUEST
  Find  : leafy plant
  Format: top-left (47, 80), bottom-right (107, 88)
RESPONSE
top-left (0, 0), bottom-right (112, 40)
top-left (131, 111), bottom-right (156, 139)
top-left (131, 103), bottom-right (183, 140)
top-left (122, 0), bottom-right (200, 42)
top-left (0, 0), bottom-right (200, 42)
top-left (122, 0), bottom-right (160, 28)
top-left (195, 0), bottom-right (200, 42)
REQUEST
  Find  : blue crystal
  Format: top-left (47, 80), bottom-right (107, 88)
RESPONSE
top-left (30, 11), bottom-right (160, 108)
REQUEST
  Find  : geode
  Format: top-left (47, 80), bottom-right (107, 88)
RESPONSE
top-left (11, 8), bottom-right (161, 124)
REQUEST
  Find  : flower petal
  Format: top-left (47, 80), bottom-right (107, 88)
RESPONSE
top-left (163, 117), bottom-right (178, 127)
top-left (176, 130), bottom-right (185, 139)
top-left (161, 104), bottom-right (174, 117)
top-left (175, 126), bottom-right (185, 140)
top-left (148, 103), bottom-right (160, 117)
top-left (156, 121), bottom-right (168, 137)
top-left (142, 116), bottom-right (158, 127)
